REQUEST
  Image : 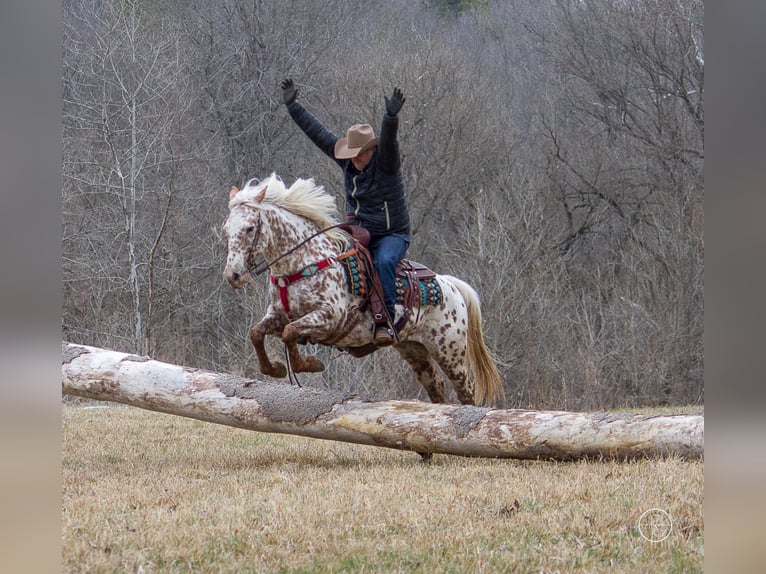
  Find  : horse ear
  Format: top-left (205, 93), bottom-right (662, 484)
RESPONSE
top-left (255, 185), bottom-right (267, 203)
top-left (229, 185), bottom-right (240, 201)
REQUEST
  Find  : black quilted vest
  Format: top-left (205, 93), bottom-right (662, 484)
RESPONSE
top-left (286, 101), bottom-right (410, 238)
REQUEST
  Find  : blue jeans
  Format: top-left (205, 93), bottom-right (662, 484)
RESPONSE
top-left (369, 233), bottom-right (410, 324)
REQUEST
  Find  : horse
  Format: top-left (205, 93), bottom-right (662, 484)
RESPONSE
top-left (223, 173), bottom-right (504, 408)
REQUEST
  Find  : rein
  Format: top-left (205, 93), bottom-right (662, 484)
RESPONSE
top-left (247, 222), bottom-right (346, 276)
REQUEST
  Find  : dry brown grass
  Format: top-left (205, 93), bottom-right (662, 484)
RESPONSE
top-left (62, 404), bottom-right (703, 573)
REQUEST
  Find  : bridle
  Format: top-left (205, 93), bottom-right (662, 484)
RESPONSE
top-left (243, 215), bottom-right (266, 275)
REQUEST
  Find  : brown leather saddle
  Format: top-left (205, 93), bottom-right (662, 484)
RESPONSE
top-left (335, 223), bottom-right (438, 336)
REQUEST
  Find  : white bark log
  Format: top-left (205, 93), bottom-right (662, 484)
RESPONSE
top-left (62, 343), bottom-right (703, 460)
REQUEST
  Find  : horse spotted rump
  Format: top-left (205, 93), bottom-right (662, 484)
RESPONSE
top-left (223, 174), bottom-right (504, 407)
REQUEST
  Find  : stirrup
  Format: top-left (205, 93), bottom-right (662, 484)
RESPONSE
top-left (373, 325), bottom-right (395, 347)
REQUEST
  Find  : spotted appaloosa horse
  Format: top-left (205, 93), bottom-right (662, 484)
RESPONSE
top-left (223, 174), bottom-right (504, 407)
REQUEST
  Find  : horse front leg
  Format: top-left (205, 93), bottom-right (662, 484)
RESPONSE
top-left (279, 306), bottom-right (340, 373)
top-left (281, 322), bottom-right (326, 373)
top-left (249, 307), bottom-right (288, 378)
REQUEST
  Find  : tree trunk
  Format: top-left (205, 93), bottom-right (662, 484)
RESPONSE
top-left (61, 343), bottom-right (703, 460)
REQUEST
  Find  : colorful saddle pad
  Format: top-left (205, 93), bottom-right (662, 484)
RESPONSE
top-left (338, 250), bottom-right (443, 307)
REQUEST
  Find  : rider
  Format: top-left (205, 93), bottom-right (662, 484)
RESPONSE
top-left (280, 78), bottom-right (411, 346)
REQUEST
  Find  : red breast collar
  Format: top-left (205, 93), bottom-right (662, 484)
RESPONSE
top-left (270, 258), bottom-right (335, 317)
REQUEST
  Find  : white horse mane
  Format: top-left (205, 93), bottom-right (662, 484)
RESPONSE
top-left (231, 173), bottom-right (341, 230)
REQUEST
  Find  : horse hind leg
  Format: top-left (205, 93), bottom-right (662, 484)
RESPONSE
top-left (434, 329), bottom-right (476, 405)
top-left (440, 359), bottom-right (475, 406)
top-left (437, 275), bottom-right (503, 407)
top-left (396, 339), bottom-right (475, 405)
top-left (427, 326), bottom-right (475, 406)
top-left (395, 341), bottom-right (445, 404)
top-left (395, 341), bottom-right (445, 462)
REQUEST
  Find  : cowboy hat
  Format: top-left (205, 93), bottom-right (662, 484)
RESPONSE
top-left (334, 124), bottom-right (378, 159)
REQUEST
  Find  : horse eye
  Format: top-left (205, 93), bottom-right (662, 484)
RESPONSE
top-left (245, 225), bottom-right (255, 234)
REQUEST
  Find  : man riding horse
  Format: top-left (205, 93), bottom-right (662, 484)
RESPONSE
top-left (280, 79), bottom-right (409, 347)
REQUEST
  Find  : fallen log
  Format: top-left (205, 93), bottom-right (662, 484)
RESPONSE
top-left (61, 342), bottom-right (703, 460)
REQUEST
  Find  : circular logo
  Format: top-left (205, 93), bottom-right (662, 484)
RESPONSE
top-left (638, 508), bottom-right (673, 542)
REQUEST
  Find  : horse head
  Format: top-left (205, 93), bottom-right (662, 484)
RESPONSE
top-left (223, 182), bottom-right (268, 289)
top-left (223, 174), bottom-right (346, 290)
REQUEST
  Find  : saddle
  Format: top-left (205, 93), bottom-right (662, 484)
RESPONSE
top-left (335, 224), bottom-right (439, 336)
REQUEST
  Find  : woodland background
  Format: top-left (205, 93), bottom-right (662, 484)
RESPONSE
top-left (62, 0), bottom-right (704, 410)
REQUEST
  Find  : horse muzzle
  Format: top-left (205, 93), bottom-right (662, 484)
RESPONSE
top-left (224, 269), bottom-right (251, 289)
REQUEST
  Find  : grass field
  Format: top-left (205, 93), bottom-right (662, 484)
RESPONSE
top-left (62, 404), bottom-right (703, 573)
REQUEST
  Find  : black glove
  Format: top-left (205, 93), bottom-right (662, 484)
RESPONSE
top-left (281, 78), bottom-right (298, 105)
top-left (385, 87), bottom-right (405, 116)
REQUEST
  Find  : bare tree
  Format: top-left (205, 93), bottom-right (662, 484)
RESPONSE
top-left (511, 0), bottom-right (704, 407)
top-left (63, 0), bottom-right (217, 357)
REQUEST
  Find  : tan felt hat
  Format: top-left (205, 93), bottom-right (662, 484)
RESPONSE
top-left (334, 124), bottom-right (378, 159)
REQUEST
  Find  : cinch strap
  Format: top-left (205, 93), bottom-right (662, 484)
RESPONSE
top-left (270, 258), bottom-right (334, 317)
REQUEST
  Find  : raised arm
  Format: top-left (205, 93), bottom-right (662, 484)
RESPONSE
top-left (378, 87), bottom-right (406, 173)
top-left (281, 78), bottom-right (339, 161)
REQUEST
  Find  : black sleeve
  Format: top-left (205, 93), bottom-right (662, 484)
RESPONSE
top-left (286, 101), bottom-right (341, 163)
top-left (377, 113), bottom-right (400, 174)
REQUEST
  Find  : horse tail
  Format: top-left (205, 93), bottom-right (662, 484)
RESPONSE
top-left (443, 276), bottom-right (505, 407)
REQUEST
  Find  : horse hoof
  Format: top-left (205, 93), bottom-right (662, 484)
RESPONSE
top-left (418, 452), bottom-right (433, 463)
top-left (264, 363), bottom-right (287, 378)
top-left (301, 357), bottom-right (325, 373)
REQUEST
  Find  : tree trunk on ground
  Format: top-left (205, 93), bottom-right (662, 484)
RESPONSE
top-left (61, 342), bottom-right (703, 460)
